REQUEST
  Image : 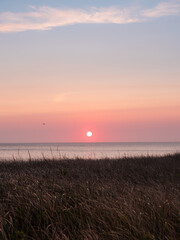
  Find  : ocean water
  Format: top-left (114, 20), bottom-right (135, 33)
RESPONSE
top-left (0, 142), bottom-right (180, 160)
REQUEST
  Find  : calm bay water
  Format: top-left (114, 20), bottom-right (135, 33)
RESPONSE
top-left (0, 142), bottom-right (180, 160)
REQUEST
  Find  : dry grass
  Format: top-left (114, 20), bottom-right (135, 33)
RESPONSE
top-left (0, 154), bottom-right (179, 240)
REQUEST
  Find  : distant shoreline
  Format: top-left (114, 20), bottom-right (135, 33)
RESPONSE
top-left (1, 142), bottom-right (180, 161)
top-left (0, 152), bottom-right (180, 162)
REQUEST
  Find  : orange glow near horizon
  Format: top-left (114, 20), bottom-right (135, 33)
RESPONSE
top-left (0, 109), bottom-right (179, 143)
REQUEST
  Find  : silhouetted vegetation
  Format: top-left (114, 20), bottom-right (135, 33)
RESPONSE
top-left (0, 154), bottom-right (179, 239)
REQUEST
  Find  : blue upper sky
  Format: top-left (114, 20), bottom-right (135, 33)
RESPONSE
top-left (0, 0), bottom-right (158, 11)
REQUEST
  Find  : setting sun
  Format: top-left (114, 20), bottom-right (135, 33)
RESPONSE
top-left (86, 131), bottom-right (92, 137)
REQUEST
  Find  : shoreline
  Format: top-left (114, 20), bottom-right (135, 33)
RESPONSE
top-left (1, 142), bottom-right (180, 162)
top-left (0, 152), bottom-right (180, 162)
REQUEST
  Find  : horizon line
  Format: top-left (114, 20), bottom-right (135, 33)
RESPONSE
top-left (0, 141), bottom-right (180, 144)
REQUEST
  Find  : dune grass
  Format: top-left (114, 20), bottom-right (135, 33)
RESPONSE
top-left (0, 154), bottom-right (179, 240)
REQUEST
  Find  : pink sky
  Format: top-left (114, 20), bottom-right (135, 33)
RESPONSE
top-left (0, 0), bottom-right (180, 142)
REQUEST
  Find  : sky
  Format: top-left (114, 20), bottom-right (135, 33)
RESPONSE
top-left (0, 0), bottom-right (180, 142)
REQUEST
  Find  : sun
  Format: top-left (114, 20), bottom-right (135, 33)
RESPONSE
top-left (86, 131), bottom-right (93, 137)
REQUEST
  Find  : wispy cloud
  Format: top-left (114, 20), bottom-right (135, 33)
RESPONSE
top-left (0, 1), bottom-right (179, 33)
top-left (53, 92), bottom-right (79, 103)
top-left (142, 1), bottom-right (180, 18)
top-left (0, 6), bottom-right (139, 33)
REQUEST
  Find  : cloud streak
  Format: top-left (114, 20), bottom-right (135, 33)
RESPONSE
top-left (0, 1), bottom-right (180, 33)
top-left (142, 1), bottom-right (180, 18)
top-left (53, 92), bottom-right (79, 103)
